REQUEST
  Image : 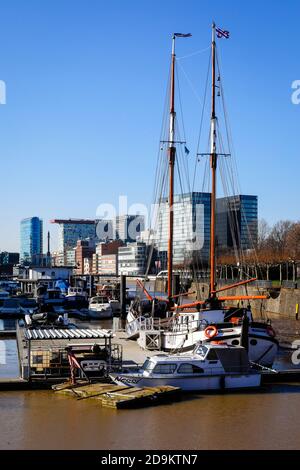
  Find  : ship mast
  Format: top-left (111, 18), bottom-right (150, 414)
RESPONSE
top-left (167, 34), bottom-right (176, 300)
top-left (209, 22), bottom-right (217, 298)
top-left (167, 25), bottom-right (269, 311)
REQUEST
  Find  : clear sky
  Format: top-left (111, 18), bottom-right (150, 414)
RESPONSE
top-left (0, 0), bottom-right (299, 252)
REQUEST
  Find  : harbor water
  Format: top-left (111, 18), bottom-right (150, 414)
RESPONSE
top-left (1, 317), bottom-right (300, 449)
top-left (1, 384), bottom-right (300, 450)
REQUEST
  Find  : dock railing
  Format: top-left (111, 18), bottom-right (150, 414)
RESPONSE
top-left (126, 314), bottom-right (207, 337)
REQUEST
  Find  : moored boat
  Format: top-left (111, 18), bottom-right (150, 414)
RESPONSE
top-left (89, 295), bottom-right (113, 319)
top-left (110, 343), bottom-right (261, 391)
top-left (65, 287), bottom-right (89, 309)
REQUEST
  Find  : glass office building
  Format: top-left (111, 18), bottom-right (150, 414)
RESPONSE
top-left (57, 221), bottom-right (96, 253)
top-left (20, 217), bottom-right (43, 264)
top-left (156, 192), bottom-right (211, 267)
top-left (216, 195), bottom-right (258, 251)
top-left (50, 219), bottom-right (97, 266)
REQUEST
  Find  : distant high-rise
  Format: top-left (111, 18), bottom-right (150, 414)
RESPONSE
top-left (156, 192), bottom-right (211, 267)
top-left (20, 217), bottom-right (43, 264)
top-left (51, 219), bottom-right (97, 265)
top-left (216, 195), bottom-right (258, 251)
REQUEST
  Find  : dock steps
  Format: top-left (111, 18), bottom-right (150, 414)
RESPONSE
top-left (52, 381), bottom-right (181, 409)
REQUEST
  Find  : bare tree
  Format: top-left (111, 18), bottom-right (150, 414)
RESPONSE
top-left (268, 220), bottom-right (294, 258)
top-left (286, 222), bottom-right (300, 260)
top-left (257, 219), bottom-right (271, 250)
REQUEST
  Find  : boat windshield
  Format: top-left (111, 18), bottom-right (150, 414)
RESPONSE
top-left (194, 344), bottom-right (208, 359)
top-left (141, 359), bottom-right (156, 372)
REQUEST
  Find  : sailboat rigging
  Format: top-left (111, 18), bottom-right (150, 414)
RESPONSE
top-left (167, 33), bottom-right (192, 301)
top-left (126, 24), bottom-right (278, 368)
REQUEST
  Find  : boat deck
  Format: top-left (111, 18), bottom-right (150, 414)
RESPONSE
top-left (112, 331), bottom-right (160, 366)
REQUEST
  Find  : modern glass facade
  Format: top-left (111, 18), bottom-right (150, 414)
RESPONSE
top-left (156, 192), bottom-right (211, 267)
top-left (20, 217), bottom-right (43, 264)
top-left (216, 195), bottom-right (258, 251)
top-left (57, 222), bottom-right (96, 253)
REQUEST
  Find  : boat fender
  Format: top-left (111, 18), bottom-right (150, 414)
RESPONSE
top-left (204, 325), bottom-right (218, 339)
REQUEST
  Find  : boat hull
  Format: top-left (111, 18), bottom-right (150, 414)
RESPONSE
top-left (111, 372), bottom-right (261, 391)
top-left (88, 307), bottom-right (113, 319)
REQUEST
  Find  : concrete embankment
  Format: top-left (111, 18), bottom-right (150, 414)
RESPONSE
top-left (155, 278), bottom-right (298, 316)
top-left (189, 283), bottom-right (300, 320)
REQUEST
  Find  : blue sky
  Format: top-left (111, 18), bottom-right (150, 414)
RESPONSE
top-left (0, 0), bottom-right (299, 251)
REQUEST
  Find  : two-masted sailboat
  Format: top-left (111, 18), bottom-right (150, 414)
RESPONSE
top-left (126, 24), bottom-right (278, 368)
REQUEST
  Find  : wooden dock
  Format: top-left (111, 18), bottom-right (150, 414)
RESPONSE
top-left (53, 381), bottom-right (181, 409)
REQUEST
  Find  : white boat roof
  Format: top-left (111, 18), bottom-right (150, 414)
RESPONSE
top-left (148, 345), bottom-right (246, 363)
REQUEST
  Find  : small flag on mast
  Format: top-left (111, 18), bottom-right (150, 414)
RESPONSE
top-left (216, 27), bottom-right (230, 39)
top-left (174, 33), bottom-right (192, 38)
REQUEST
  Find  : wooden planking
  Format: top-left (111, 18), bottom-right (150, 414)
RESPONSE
top-left (53, 381), bottom-right (181, 408)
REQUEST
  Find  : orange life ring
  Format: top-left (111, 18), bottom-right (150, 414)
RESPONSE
top-left (204, 325), bottom-right (218, 339)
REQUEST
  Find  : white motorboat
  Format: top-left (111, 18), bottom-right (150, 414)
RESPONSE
top-left (89, 296), bottom-right (113, 319)
top-left (111, 343), bottom-right (261, 391)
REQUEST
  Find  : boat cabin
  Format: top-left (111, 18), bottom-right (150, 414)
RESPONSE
top-left (67, 287), bottom-right (86, 296)
top-left (140, 344), bottom-right (250, 377)
top-left (90, 296), bottom-right (110, 305)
